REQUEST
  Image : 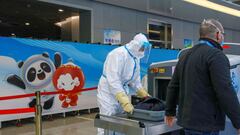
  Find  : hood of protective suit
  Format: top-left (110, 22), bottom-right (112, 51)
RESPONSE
top-left (126, 33), bottom-right (149, 59)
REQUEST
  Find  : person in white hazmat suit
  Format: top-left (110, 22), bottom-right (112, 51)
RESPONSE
top-left (97, 33), bottom-right (152, 135)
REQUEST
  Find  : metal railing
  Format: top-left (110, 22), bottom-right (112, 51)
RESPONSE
top-left (35, 91), bottom-right (42, 135)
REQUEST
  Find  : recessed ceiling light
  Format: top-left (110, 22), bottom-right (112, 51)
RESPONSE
top-left (25, 22), bottom-right (30, 26)
top-left (58, 9), bottom-right (64, 12)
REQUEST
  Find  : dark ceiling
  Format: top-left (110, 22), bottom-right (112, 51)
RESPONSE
top-left (0, 0), bottom-right (84, 39)
top-left (225, 0), bottom-right (240, 5)
top-left (234, 0), bottom-right (240, 4)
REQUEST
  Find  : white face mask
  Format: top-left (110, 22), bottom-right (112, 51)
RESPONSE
top-left (135, 51), bottom-right (144, 58)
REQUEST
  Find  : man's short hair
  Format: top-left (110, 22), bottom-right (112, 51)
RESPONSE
top-left (200, 19), bottom-right (224, 38)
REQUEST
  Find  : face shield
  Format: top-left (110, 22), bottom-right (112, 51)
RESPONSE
top-left (139, 41), bottom-right (152, 63)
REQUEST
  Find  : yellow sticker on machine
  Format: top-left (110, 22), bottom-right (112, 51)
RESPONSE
top-left (151, 68), bottom-right (166, 74)
top-left (150, 68), bottom-right (166, 73)
top-left (159, 68), bottom-right (165, 73)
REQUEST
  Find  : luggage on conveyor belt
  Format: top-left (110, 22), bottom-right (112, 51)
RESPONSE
top-left (135, 97), bottom-right (165, 111)
top-left (128, 96), bottom-right (165, 121)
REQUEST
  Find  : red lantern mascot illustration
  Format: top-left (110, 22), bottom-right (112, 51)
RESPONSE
top-left (53, 62), bottom-right (85, 108)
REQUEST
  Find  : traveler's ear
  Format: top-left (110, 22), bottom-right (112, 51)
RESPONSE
top-left (216, 32), bottom-right (219, 41)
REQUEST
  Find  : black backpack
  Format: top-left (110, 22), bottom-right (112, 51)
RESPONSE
top-left (134, 97), bottom-right (165, 111)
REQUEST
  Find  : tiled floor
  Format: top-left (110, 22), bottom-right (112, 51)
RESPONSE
top-left (0, 113), bottom-right (97, 135)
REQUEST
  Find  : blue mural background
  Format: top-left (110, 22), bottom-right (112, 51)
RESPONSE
top-left (0, 37), bottom-right (179, 88)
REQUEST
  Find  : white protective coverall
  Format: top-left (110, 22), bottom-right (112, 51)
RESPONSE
top-left (97, 33), bottom-right (150, 135)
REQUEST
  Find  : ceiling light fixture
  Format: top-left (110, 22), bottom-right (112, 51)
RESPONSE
top-left (25, 22), bottom-right (30, 26)
top-left (55, 16), bottom-right (79, 27)
top-left (183, 0), bottom-right (240, 17)
top-left (58, 9), bottom-right (64, 12)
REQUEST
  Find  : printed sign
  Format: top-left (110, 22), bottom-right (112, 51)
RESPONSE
top-left (184, 39), bottom-right (193, 48)
top-left (231, 66), bottom-right (240, 99)
top-left (104, 29), bottom-right (121, 45)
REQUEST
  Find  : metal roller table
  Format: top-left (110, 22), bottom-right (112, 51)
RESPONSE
top-left (94, 113), bottom-right (182, 135)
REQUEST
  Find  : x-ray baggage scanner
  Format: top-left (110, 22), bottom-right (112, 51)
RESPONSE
top-left (148, 60), bottom-right (178, 100)
top-left (148, 54), bottom-right (240, 100)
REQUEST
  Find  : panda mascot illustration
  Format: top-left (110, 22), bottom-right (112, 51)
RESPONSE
top-left (7, 52), bottom-right (62, 110)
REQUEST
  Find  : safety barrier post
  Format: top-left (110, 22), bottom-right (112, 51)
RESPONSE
top-left (35, 91), bottom-right (42, 135)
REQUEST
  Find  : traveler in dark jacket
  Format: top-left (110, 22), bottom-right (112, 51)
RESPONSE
top-left (165, 19), bottom-right (240, 135)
